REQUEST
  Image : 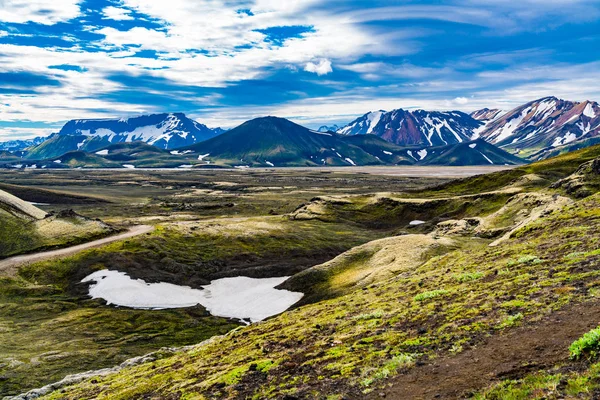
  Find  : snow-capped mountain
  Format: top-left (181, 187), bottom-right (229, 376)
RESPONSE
top-left (317, 124), bottom-right (340, 133)
top-left (57, 113), bottom-right (223, 150)
top-left (478, 97), bottom-right (600, 158)
top-left (337, 109), bottom-right (483, 147)
top-left (337, 111), bottom-right (386, 135)
top-left (0, 136), bottom-right (47, 152)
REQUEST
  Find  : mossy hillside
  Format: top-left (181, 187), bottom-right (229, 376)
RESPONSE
top-left (41, 193), bottom-right (600, 399)
top-left (283, 233), bottom-right (460, 304)
top-left (291, 190), bottom-right (516, 230)
top-left (0, 271), bottom-right (240, 397)
top-left (0, 208), bottom-right (44, 257)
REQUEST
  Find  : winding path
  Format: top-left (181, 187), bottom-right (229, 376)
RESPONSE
top-left (0, 225), bottom-right (154, 276)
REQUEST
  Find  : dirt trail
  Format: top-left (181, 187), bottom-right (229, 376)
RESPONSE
top-left (368, 300), bottom-right (600, 399)
top-left (0, 225), bottom-right (154, 276)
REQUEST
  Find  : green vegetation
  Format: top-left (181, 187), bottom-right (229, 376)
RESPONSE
top-left (3, 147), bottom-right (600, 399)
top-left (0, 208), bottom-right (43, 257)
top-left (570, 327), bottom-right (600, 360)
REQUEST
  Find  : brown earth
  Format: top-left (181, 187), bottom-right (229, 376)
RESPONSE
top-left (367, 300), bottom-right (600, 399)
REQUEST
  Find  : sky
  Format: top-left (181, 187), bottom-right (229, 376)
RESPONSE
top-left (0, 0), bottom-right (599, 140)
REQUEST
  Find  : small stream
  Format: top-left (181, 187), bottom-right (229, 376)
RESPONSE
top-left (81, 270), bottom-right (304, 323)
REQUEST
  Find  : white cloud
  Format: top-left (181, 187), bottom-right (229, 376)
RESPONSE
top-left (102, 6), bottom-right (134, 21)
top-left (0, 127), bottom-right (55, 141)
top-left (0, 0), bottom-right (82, 25)
top-left (453, 97), bottom-right (469, 105)
top-left (304, 59), bottom-right (332, 76)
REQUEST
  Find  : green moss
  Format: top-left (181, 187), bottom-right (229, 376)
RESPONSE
top-left (414, 289), bottom-right (449, 302)
top-left (570, 326), bottom-right (600, 360)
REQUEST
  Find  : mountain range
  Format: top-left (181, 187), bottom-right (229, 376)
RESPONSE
top-left (0, 117), bottom-right (524, 169)
top-left (1, 96), bottom-right (599, 168)
top-left (24, 113), bottom-right (224, 160)
top-left (332, 97), bottom-right (600, 161)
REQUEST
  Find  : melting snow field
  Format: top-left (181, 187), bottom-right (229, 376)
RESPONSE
top-left (82, 270), bottom-right (303, 323)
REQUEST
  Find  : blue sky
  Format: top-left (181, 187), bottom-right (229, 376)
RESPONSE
top-left (0, 0), bottom-right (599, 139)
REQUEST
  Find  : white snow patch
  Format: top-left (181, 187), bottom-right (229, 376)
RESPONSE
top-left (417, 149), bottom-right (428, 160)
top-left (178, 165), bottom-right (193, 169)
top-left (469, 143), bottom-right (477, 149)
top-left (54, 160), bottom-right (62, 164)
top-left (491, 109), bottom-right (528, 143)
top-left (344, 157), bottom-right (356, 166)
top-left (122, 164), bottom-right (135, 169)
top-left (265, 161), bottom-right (274, 167)
top-left (407, 150), bottom-right (417, 161)
top-left (382, 150), bottom-right (393, 155)
top-left (234, 165), bottom-right (250, 169)
top-left (583, 103), bottom-right (597, 118)
top-left (95, 150), bottom-right (109, 155)
top-left (313, 130), bottom-right (332, 136)
top-left (25, 164), bottom-right (37, 169)
top-left (197, 153), bottom-right (210, 161)
top-left (552, 132), bottom-right (578, 147)
top-left (478, 151), bottom-right (494, 164)
top-left (366, 111), bottom-right (383, 134)
top-left (81, 270), bottom-right (303, 323)
top-left (409, 220), bottom-right (426, 226)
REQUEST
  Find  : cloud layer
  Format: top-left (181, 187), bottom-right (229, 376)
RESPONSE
top-left (0, 0), bottom-right (599, 138)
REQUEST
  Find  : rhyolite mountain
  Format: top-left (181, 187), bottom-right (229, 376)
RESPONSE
top-left (25, 113), bottom-right (224, 159)
top-left (337, 109), bottom-right (483, 147)
top-left (336, 97), bottom-right (600, 161)
top-left (477, 96), bottom-right (600, 160)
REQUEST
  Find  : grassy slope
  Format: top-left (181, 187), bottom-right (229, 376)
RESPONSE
top-left (0, 208), bottom-right (43, 257)
top-left (38, 167), bottom-right (600, 399)
top-left (414, 143), bottom-right (600, 198)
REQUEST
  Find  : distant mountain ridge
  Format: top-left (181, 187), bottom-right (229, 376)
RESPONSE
top-left (337, 109), bottom-right (482, 147)
top-left (58, 113), bottom-right (224, 150)
top-left (2, 117), bottom-right (525, 168)
top-left (0, 136), bottom-right (47, 152)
